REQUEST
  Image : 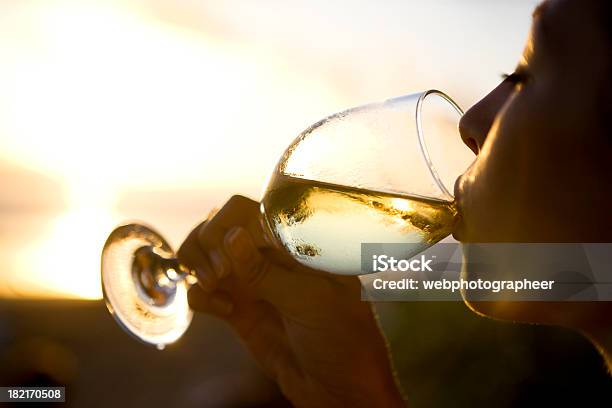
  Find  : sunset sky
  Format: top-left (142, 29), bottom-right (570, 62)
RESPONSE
top-left (0, 0), bottom-right (538, 298)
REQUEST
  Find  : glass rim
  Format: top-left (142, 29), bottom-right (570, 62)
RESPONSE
top-left (415, 89), bottom-right (464, 201)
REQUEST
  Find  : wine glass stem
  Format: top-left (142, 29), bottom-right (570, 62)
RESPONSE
top-left (164, 262), bottom-right (198, 286)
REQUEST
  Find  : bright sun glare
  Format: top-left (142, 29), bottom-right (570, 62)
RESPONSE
top-left (0, 1), bottom-right (338, 299)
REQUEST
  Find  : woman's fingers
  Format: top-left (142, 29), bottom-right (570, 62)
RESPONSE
top-left (223, 226), bottom-right (342, 313)
top-left (180, 194), bottom-right (342, 310)
top-left (178, 219), bottom-right (233, 292)
top-left (188, 285), bottom-right (234, 316)
top-left (197, 195), bottom-right (270, 252)
top-left (180, 195), bottom-right (287, 302)
top-left (177, 222), bottom-right (220, 293)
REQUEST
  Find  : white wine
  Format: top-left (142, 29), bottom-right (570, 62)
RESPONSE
top-left (261, 174), bottom-right (457, 275)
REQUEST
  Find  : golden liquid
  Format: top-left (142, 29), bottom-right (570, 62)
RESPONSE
top-left (261, 174), bottom-right (457, 275)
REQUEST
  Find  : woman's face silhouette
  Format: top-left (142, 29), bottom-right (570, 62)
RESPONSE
top-left (454, 0), bottom-right (612, 323)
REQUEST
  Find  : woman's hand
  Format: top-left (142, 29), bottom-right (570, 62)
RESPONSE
top-left (177, 195), bottom-right (404, 407)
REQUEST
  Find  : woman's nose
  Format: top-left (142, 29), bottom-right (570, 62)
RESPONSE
top-left (458, 113), bottom-right (484, 155)
top-left (458, 80), bottom-right (516, 155)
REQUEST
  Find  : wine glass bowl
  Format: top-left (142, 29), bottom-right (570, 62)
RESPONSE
top-left (260, 90), bottom-right (470, 274)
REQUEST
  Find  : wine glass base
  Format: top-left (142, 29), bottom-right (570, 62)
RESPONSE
top-left (101, 224), bottom-right (193, 349)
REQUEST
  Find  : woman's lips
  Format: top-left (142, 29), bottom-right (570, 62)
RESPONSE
top-left (453, 175), bottom-right (463, 203)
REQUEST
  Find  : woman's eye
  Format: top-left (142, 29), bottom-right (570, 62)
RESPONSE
top-left (501, 71), bottom-right (529, 89)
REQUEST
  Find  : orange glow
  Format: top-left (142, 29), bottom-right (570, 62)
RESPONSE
top-left (0, 1), bottom-right (340, 299)
top-left (12, 208), bottom-right (116, 299)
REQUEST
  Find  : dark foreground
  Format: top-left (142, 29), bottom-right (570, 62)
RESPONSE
top-left (0, 300), bottom-right (609, 407)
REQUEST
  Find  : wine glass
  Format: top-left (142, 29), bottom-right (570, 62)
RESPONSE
top-left (101, 89), bottom-right (473, 348)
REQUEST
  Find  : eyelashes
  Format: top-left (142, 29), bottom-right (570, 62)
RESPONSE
top-left (501, 71), bottom-right (530, 87)
top-left (501, 72), bottom-right (523, 83)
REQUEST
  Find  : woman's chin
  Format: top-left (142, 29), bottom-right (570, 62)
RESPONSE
top-left (462, 299), bottom-right (531, 322)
